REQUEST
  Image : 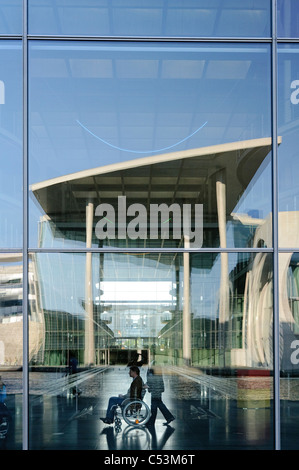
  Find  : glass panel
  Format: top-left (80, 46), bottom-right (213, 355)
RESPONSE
top-left (28, 0), bottom-right (271, 38)
top-left (0, 253), bottom-right (23, 450)
top-left (278, 0), bottom-right (299, 38)
top-left (29, 41), bottom-right (272, 249)
top-left (0, 41), bottom-right (23, 249)
top-left (29, 251), bottom-right (273, 450)
top-left (0, 0), bottom-right (22, 35)
top-left (280, 252), bottom-right (299, 449)
top-left (278, 44), bottom-right (299, 248)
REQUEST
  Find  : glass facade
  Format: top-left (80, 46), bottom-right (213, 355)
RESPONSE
top-left (29, 41), bottom-right (272, 250)
top-left (1, 0), bottom-right (299, 451)
top-left (28, 0), bottom-right (271, 38)
top-left (0, 41), bottom-right (22, 248)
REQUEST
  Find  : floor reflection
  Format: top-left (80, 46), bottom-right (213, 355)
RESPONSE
top-left (146, 424), bottom-right (175, 450)
top-left (101, 426), bottom-right (151, 450)
top-left (24, 367), bottom-right (276, 450)
top-left (100, 421), bottom-right (175, 451)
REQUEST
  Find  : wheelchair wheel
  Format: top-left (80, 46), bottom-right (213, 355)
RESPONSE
top-left (114, 416), bottom-right (122, 433)
top-left (122, 399), bottom-right (151, 426)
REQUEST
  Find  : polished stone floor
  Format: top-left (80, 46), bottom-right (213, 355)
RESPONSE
top-left (27, 367), bottom-right (276, 450)
top-left (1, 366), bottom-right (299, 450)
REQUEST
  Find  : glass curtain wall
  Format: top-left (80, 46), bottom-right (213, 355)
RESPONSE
top-left (28, 251), bottom-right (274, 450)
top-left (0, 30), bottom-right (23, 450)
top-left (2, 0), bottom-right (299, 451)
top-left (26, 0), bottom-right (275, 450)
top-left (277, 3), bottom-right (299, 446)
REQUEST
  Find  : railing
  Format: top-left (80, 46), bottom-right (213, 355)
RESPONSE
top-left (29, 366), bottom-right (109, 399)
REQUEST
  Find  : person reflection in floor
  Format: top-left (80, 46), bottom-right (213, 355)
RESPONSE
top-left (145, 365), bottom-right (175, 427)
top-left (146, 422), bottom-right (175, 450)
top-left (101, 420), bottom-right (174, 451)
top-left (0, 376), bottom-right (10, 440)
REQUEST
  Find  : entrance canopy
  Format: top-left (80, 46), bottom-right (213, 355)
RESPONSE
top-left (30, 137), bottom-right (280, 248)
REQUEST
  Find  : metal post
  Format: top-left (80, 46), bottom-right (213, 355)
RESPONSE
top-left (85, 202), bottom-right (95, 365)
top-left (22, 0), bottom-right (29, 451)
top-left (271, 0), bottom-right (281, 451)
top-left (183, 236), bottom-right (191, 365)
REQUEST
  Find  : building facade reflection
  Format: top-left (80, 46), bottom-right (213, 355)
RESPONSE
top-left (2, 0), bottom-right (299, 451)
top-left (28, 139), bottom-right (276, 372)
top-left (0, 254), bottom-right (44, 367)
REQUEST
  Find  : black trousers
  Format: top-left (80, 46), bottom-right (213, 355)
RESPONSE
top-left (148, 396), bottom-right (174, 424)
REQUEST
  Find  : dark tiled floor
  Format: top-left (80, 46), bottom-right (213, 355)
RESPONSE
top-left (28, 367), bottom-right (274, 450)
top-left (3, 366), bottom-right (299, 450)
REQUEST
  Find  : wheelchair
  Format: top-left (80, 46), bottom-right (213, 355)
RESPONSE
top-left (113, 397), bottom-right (151, 432)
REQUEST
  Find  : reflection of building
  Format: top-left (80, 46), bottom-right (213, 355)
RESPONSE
top-left (31, 137), bottom-right (275, 249)
top-left (0, 254), bottom-right (44, 367)
top-left (248, 211), bottom-right (299, 372)
top-left (41, 308), bottom-right (113, 366)
top-left (28, 138), bottom-right (279, 368)
top-left (3, 209), bottom-right (297, 372)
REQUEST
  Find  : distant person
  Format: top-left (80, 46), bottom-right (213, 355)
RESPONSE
top-left (127, 352), bottom-right (145, 367)
top-left (68, 356), bottom-right (81, 397)
top-left (146, 366), bottom-right (175, 426)
top-left (69, 355), bottom-right (78, 374)
top-left (0, 376), bottom-right (10, 431)
top-left (0, 376), bottom-right (6, 404)
top-left (100, 366), bottom-right (143, 424)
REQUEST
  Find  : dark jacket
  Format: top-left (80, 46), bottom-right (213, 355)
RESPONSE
top-left (129, 375), bottom-right (143, 400)
top-left (146, 370), bottom-right (165, 399)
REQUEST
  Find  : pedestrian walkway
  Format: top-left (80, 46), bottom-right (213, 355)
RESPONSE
top-left (24, 366), bottom-right (274, 450)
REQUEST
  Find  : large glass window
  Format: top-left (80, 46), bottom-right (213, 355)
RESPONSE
top-left (28, 0), bottom-right (271, 38)
top-left (0, 253), bottom-right (23, 450)
top-left (28, 251), bottom-right (273, 450)
top-left (278, 44), bottom-right (299, 248)
top-left (277, 41), bottom-right (299, 447)
top-left (29, 41), bottom-right (272, 250)
top-left (0, 0), bottom-right (295, 452)
top-left (0, 0), bottom-right (22, 35)
top-left (280, 252), bottom-right (299, 450)
top-left (278, 0), bottom-right (299, 38)
top-left (0, 41), bottom-right (23, 249)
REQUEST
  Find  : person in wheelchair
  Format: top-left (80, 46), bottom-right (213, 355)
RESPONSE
top-left (100, 366), bottom-right (143, 425)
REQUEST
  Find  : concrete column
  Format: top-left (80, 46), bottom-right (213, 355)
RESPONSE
top-left (84, 202), bottom-right (95, 365)
top-left (216, 175), bottom-right (229, 325)
top-left (216, 173), bottom-right (230, 367)
top-left (183, 235), bottom-right (191, 365)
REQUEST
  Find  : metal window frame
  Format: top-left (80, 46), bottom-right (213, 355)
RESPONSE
top-left (22, 0), bottom-right (28, 451)
top-left (18, 0), bottom-right (290, 451)
top-left (271, 0), bottom-right (281, 451)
